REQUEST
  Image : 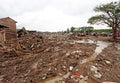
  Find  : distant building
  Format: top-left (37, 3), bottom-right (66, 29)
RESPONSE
top-left (0, 17), bottom-right (17, 43)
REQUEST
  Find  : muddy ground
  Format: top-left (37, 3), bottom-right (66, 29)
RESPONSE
top-left (67, 44), bottom-right (120, 83)
top-left (0, 33), bottom-right (120, 83)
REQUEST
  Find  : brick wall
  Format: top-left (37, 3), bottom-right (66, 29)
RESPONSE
top-left (0, 30), bottom-right (5, 43)
top-left (0, 17), bottom-right (17, 31)
top-left (5, 29), bottom-right (17, 40)
top-left (0, 17), bottom-right (17, 41)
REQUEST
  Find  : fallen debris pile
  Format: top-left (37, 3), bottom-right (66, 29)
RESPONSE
top-left (66, 44), bottom-right (120, 83)
top-left (0, 33), bottom-right (97, 83)
top-left (0, 33), bottom-right (120, 83)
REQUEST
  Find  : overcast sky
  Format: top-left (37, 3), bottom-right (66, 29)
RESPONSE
top-left (0, 0), bottom-right (119, 32)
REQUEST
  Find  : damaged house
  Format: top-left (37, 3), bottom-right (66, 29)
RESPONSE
top-left (0, 17), bottom-right (17, 43)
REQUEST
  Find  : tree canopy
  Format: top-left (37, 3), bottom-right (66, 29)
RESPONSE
top-left (80, 26), bottom-right (94, 32)
top-left (70, 26), bottom-right (75, 32)
top-left (88, 1), bottom-right (120, 40)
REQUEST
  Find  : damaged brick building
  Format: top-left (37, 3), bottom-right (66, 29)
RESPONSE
top-left (0, 17), bottom-right (17, 43)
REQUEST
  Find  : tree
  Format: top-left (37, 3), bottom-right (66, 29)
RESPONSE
top-left (22, 27), bottom-right (27, 34)
top-left (80, 26), bottom-right (94, 33)
top-left (70, 26), bottom-right (75, 32)
top-left (66, 28), bottom-right (70, 33)
top-left (88, 1), bottom-right (120, 40)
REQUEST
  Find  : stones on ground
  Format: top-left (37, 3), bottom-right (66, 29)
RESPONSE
top-left (94, 72), bottom-right (102, 79)
top-left (90, 65), bottom-right (102, 79)
top-left (69, 66), bottom-right (73, 71)
top-left (79, 79), bottom-right (84, 83)
top-left (0, 33), bottom-right (107, 83)
top-left (71, 74), bottom-right (88, 83)
top-left (0, 75), bottom-right (5, 81)
top-left (42, 74), bottom-right (47, 80)
top-left (65, 52), bottom-right (70, 57)
top-left (71, 50), bottom-right (84, 56)
top-left (75, 69), bottom-right (79, 71)
top-left (79, 75), bottom-right (88, 83)
top-left (55, 80), bottom-right (65, 83)
top-left (70, 50), bottom-right (85, 59)
top-left (90, 66), bottom-right (98, 72)
top-left (102, 82), bottom-right (117, 83)
top-left (105, 60), bottom-right (111, 64)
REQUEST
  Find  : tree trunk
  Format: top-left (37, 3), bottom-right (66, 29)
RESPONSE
top-left (112, 17), bottom-right (118, 41)
top-left (112, 28), bottom-right (117, 41)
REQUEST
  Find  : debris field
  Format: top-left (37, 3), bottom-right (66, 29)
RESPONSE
top-left (0, 33), bottom-right (120, 83)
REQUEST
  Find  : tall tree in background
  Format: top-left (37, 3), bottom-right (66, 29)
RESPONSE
top-left (80, 26), bottom-right (94, 33)
top-left (66, 28), bottom-right (70, 33)
top-left (88, 1), bottom-right (120, 40)
top-left (70, 26), bottom-right (75, 32)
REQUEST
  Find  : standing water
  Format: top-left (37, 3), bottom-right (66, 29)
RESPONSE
top-left (43, 39), bottom-right (111, 83)
top-left (115, 44), bottom-right (120, 50)
top-left (75, 39), bottom-right (111, 64)
top-left (42, 72), bottom-right (70, 83)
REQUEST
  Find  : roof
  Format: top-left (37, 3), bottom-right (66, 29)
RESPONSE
top-left (0, 17), bottom-right (17, 28)
top-left (0, 17), bottom-right (17, 23)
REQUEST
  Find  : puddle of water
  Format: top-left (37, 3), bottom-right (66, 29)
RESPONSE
top-left (43, 76), bottom-right (62, 83)
top-left (115, 44), bottom-right (120, 50)
top-left (94, 41), bottom-right (110, 55)
top-left (43, 72), bottom-right (70, 83)
top-left (80, 40), bottom-right (111, 64)
top-left (75, 39), bottom-right (96, 44)
top-left (43, 39), bottom-right (111, 83)
top-left (64, 39), bottom-right (96, 44)
top-left (75, 39), bottom-right (110, 55)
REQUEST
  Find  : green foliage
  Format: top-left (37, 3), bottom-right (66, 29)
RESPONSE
top-left (92, 29), bottom-right (112, 33)
top-left (66, 28), bottom-right (70, 33)
top-left (88, 1), bottom-right (120, 27)
top-left (65, 26), bottom-right (94, 33)
top-left (22, 27), bottom-right (26, 31)
top-left (88, 1), bottom-right (120, 40)
top-left (80, 26), bottom-right (94, 32)
top-left (70, 26), bottom-right (75, 32)
top-left (88, 15), bottom-right (105, 24)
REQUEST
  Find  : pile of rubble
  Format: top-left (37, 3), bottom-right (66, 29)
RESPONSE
top-left (0, 32), bottom-right (120, 83)
top-left (0, 33), bottom-right (97, 83)
top-left (66, 44), bottom-right (120, 83)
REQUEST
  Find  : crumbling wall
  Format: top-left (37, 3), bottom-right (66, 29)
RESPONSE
top-left (0, 17), bottom-right (17, 41)
top-left (0, 17), bottom-right (16, 31)
top-left (0, 30), bottom-right (5, 43)
top-left (5, 29), bottom-right (17, 40)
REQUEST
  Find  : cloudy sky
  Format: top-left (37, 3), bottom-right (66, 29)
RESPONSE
top-left (0, 0), bottom-right (118, 32)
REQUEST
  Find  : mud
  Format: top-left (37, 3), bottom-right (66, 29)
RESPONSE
top-left (0, 33), bottom-right (120, 83)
